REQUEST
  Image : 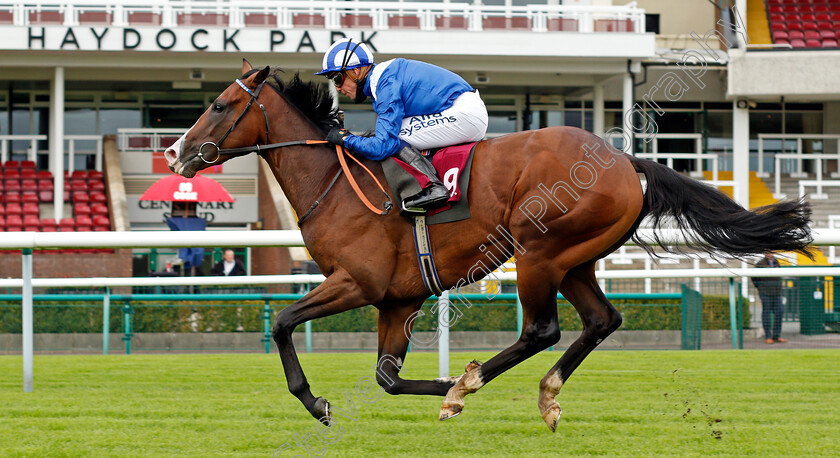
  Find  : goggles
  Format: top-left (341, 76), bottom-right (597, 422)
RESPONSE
top-left (329, 72), bottom-right (346, 87)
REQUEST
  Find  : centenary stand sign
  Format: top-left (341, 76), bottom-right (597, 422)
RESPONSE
top-left (8, 26), bottom-right (376, 53)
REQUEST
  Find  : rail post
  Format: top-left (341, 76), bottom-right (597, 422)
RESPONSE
top-left (102, 287), bottom-right (110, 355)
top-left (22, 248), bottom-right (33, 392)
top-left (728, 278), bottom-right (738, 349)
top-left (300, 283), bottom-right (312, 353)
top-left (438, 290), bottom-right (450, 379)
top-left (516, 292), bottom-right (524, 337)
top-left (737, 280), bottom-right (744, 349)
top-left (122, 301), bottom-right (133, 355)
top-left (261, 300), bottom-right (272, 354)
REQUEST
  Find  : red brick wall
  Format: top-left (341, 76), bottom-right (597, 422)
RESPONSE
top-left (0, 249), bottom-right (132, 278)
top-left (250, 169), bottom-right (292, 276)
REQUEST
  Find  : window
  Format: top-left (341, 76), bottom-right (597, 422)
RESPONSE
top-left (645, 14), bottom-right (660, 34)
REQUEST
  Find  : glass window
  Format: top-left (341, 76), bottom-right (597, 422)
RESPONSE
top-left (654, 111), bottom-right (695, 133)
top-left (99, 109), bottom-right (141, 135)
top-left (563, 111), bottom-right (592, 131)
top-left (343, 110), bottom-right (377, 133)
top-left (536, 110), bottom-right (562, 128)
top-left (749, 112), bottom-right (782, 138)
top-left (487, 111), bottom-right (516, 135)
top-left (706, 111), bottom-right (733, 165)
top-left (12, 109), bottom-right (39, 135)
top-left (64, 108), bottom-right (97, 135)
top-left (785, 112), bottom-right (822, 135)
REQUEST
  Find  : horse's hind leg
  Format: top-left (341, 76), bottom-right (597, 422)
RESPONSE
top-left (538, 262), bottom-right (622, 432)
top-left (373, 301), bottom-right (460, 396)
top-left (439, 263), bottom-right (563, 420)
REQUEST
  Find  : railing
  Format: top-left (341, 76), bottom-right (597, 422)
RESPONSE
top-left (773, 153), bottom-right (840, 199)
top-left (4, 228), bottom-right (840, 391)
top-left (65, 135), bottom-right (104, 173)
top-left (0, 134), bottom-right (46, 163)
top-left (117, 128), bottom-right (183, 152)
top-left (757, 133), bottom-right (840, 178)
top-left (605, 131), bottom-right (736, 193)
top-left (632, 133), bottom-right (706, 177)
top-left (0, 134), bottom-right (103, 171)
top-left (0, 290), bottom-right (693, 354)
top-left (0, 0), bottom-right (647, 34)
top-left (828, 215), bottom-right (840, 264)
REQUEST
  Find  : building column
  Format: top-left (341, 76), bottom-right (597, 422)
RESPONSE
top-left (50, 67), bottom-right (65, 221)
top-left (733, 101), bottom-right (750, 208)
top-left (593, 83), bottom-right (605, 137)
top-left (735, 0), bottom-right (748, 49)
top-left (622, 72), bottom-right (634, 155)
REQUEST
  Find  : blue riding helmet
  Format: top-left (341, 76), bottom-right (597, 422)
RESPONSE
top-left (315, 38), bottom-right (375, 75)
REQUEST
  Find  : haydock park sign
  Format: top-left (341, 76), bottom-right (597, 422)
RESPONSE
top-left (4, 26), bottom-right (377, 53)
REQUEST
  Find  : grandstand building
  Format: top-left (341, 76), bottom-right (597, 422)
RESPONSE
top-left (0, 0), bottom-right (838, 277)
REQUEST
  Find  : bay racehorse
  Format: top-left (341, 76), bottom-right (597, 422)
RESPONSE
top-left (164, 61), bottom-right (812, 431)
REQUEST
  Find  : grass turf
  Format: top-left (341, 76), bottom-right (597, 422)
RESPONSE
top-left (0, 350), bottom-right (838, 457)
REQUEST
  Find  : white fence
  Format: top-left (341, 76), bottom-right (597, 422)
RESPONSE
top-left (773, 152), bottom-right (840, 199)
top-left (757, 133), bottom-right (840, 178)
top-left (117, 128), bottom-right (184, 152)
top-left (5, 228), bottom-right (840, 393)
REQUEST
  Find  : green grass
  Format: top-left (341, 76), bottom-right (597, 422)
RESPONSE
top-left (1, 350), bottom-right (838, 457)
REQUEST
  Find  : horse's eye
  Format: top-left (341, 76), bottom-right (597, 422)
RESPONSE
top-left (212, 102), bottom-right (224, 112)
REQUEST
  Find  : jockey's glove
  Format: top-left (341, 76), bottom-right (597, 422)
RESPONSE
top-left (326, 127), bottom-right (351, 146)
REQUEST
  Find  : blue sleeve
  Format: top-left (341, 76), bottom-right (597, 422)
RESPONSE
top-left (343, 78), bottom-right (404, 161)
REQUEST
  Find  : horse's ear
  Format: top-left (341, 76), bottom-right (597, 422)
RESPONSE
top-left (242, 59), bottom-right (253, 74)
top-left (254, 66), bottom-right (271, 85)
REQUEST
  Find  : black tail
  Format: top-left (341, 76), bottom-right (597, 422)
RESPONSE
top-left (629, 156), bottom-right (813, 258)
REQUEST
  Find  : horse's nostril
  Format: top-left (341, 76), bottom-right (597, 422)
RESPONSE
top-left (164, 134), bottom-right (187, 166)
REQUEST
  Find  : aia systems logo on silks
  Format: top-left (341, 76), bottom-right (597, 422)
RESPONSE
top-left (399, 113), bottom-right (458, 137)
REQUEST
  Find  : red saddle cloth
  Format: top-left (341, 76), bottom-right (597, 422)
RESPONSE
top-left (392, 142), bottom-right (476, 215)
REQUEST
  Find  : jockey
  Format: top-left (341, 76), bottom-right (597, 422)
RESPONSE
top-left (317, 38), bottom-right (488, 212)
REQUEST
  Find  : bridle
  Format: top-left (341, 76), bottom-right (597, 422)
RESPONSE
top-left (197, 77), bottom-right (324, 163)
top-left (193, 74), bottom-right (392, 225)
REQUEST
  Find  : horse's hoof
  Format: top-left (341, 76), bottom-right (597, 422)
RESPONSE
top-left (313, 396), bottom-right (332, 425)
top-left (439, 401), bottom-right (463, 421)
top-left (541, 403), bottom-right (562, 432)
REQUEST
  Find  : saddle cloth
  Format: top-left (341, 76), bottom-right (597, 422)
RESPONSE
top-left (382, 142), bottom-right (477, 224)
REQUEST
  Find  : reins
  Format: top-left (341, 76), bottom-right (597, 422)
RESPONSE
top-left (295, 144), bottom-right (392, 226)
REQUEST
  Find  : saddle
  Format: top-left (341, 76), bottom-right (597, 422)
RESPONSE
top-left (382, 142), bottom-right (477, 224)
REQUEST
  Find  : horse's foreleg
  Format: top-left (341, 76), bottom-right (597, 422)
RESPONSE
top-left (374, 301), bottom-right (459, 396)
top-left (539, 263), bottom-right (622, 432)
top-left (439, 264), bottom-right (562, 420)
top-left (272, 270), bottom-right (370, 424)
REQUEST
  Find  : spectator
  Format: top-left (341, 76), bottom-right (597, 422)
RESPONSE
top-left (210, 249), bottom-right (246, 276)
top-left (752, 251), bottom-right (787, 344)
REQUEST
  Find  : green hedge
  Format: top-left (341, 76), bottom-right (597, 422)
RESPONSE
top-left (0, 295), bottom-right (749, 333)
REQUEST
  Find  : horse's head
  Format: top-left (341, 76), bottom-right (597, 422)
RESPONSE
top-left (165, 60), bottom-right (272, 178)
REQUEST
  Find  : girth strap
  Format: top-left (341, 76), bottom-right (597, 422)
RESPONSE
top-left (411, 215), bottom-right (444, 296)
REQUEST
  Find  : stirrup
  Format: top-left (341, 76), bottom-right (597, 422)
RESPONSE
top-left (401, 200), bottom-right (427, 215)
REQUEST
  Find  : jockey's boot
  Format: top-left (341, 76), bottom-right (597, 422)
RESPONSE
top-left (395, 145), bottom-right (450, 212)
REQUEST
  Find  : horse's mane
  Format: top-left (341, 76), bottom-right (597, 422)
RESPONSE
top-left (244, 67), bottom-right (341, 133)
